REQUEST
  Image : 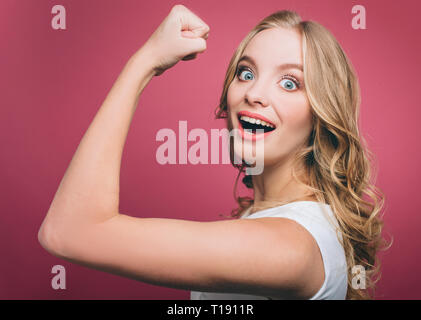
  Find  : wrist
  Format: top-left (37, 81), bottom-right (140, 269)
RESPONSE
top-left (119, 47), bottom-right (157, 97)
top-left (128, 45), bottom-right (159, 77)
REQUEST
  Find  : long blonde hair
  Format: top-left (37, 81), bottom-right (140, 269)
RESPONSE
top-left (215, 10), bottom-right (391, 300)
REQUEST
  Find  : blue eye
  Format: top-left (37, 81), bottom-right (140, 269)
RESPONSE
top-left (281, 79), bottom-right (297, 90)
top-left (280, 78), bottom-right (298, 91)
top-left (237, 67), bottom-right (254, 81)
top-left (236, 65), bottom-right (301, 91)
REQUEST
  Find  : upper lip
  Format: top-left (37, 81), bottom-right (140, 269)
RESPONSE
top-left (237, 110), bottom-right (276, 128)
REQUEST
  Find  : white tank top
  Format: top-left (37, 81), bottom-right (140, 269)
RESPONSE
top-left (190, 201), bottom-right (348, 300)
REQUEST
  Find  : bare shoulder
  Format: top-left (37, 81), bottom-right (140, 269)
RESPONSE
top-left (252, 217), bottom-right (325, 298)
top-left (41, 213), bottom-right (325, 299)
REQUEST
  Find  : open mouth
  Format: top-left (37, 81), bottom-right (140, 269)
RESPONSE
top-left (237, 112), bottom-right (276, 135)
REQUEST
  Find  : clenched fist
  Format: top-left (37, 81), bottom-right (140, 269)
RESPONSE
top-left (141, 4), bottom-right (210, 76)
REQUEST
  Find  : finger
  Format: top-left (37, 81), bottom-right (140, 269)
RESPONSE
top-left (181, 29), bottom-right (209, 41)
top-left (181, 30), bottom-right (196, 38)
top-left (190, 25), bottom-right (210, 38)
top-left (177, 6), bottom-right (210, 38)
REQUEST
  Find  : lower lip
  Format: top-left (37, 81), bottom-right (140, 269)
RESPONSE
top-left (237, 120), bottom-right (276, 141)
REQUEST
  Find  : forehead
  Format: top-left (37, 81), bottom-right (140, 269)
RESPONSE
top-left (242, 27), bottom-right (303, 66)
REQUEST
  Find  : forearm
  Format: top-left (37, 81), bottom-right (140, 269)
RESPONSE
top-left (41, 48), bottom-right (156, 232)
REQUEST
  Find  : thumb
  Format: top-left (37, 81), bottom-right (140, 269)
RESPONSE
top-left (192, 26), bottom-right (210, 38)
top-left (181, 27), bottom-right (209, 39)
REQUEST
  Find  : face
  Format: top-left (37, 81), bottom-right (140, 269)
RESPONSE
top-left (227, 27), bottom-right (314, 169)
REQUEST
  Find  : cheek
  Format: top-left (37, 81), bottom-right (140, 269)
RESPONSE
top-left (227, 83), bottom-right (244, 110)
top-left (226, 88), bottom-right (234, 112)
top-left (226, 86), bottom-right (238, 129)
top-left (274, 96), bottom-right (313, 137)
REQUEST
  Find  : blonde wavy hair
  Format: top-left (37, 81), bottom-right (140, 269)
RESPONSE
top-left (215, 10), bottom-right (391, 300)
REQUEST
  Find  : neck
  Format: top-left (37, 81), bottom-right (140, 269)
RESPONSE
top-left (251, 156), bottom-right (316, 209)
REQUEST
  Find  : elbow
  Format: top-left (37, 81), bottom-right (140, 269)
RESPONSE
top-left (38, 219), bottom-right (65, 257)
top-left (38, 213), bottom-right (99, 260)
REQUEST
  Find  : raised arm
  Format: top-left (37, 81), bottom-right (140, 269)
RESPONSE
top-left (38, 5), bottom-right (325, 299)
top-left (38, 4), bottom-right (209, 240)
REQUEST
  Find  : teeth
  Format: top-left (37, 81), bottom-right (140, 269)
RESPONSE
top-left (240, 115), bottom-right (275, 128)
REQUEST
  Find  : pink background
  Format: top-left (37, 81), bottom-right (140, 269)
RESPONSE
top-left (0, 0), bottom-right (419, 299)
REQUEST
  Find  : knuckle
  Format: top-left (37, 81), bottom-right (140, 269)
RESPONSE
top-left (172, 4), bottom-right (185, 11)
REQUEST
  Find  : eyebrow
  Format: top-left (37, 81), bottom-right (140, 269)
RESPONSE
top-left (238, 55), bottom-right (303, 72)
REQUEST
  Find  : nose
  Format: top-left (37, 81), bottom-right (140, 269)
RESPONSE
top-left (244, 81), bottom-right (270, 108)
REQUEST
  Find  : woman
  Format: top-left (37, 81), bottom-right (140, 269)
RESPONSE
top-left (38, 4), bottom-right (387, 300)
